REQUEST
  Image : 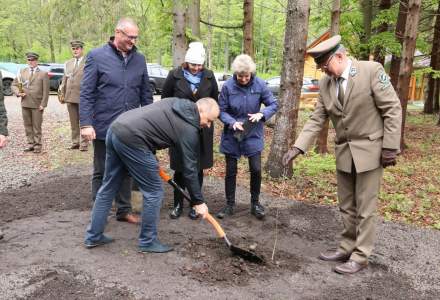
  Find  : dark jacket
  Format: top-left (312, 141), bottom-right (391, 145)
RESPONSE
top-left (219, 75), bottom-right (278, 158)
top-left (0, 72), bottom-right (8, 136)
top-left (79, 38), bottom-right (153, 140)
top-left (111, 97), bottom-right (204, 205)
top-left (161, 66), bottom-right (219, 170)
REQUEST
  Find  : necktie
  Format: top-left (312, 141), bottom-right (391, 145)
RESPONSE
top-left (74, 59), bottom-right (79, 71)
top-left (29, 68), bottom-right (34, 81)
top-left (337, 77), bottom-right (345, 105)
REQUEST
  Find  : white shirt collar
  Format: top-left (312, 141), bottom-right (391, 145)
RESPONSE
top-left (339, 59), bottom-right (352, 81)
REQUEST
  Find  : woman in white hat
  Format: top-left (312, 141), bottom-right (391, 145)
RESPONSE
top-left (161, 42), bottom-right (219, 220)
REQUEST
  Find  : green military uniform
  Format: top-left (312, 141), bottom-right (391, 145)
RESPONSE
top-left (58, 40), bottom-right (87, 150)
top-left (294, 38), bottom-right (402, 265)
top-left (11, 52), bottom-right (49, 152)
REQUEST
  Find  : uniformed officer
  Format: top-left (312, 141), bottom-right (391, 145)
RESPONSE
top-left (59, 40), bottom-right (88, 151)
top-left (12, 52), bottom-right (49, 153)
top-left (282, 35), bottom-right (402, 274)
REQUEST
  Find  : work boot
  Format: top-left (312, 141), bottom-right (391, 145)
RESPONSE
top-left (188, 207), bottom-right (199, 220)
top-left (216, 205), bottom-right (234, 219)
top-left (169, 201), bottom-right (183, 219)
top-left (251, 202), bottom-right (265, 220)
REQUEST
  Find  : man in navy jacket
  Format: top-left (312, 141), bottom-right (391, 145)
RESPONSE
top-left (80, 17), bottom-right (153, 224)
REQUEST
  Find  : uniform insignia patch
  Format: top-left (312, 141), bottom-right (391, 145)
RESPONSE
top-left (379, 72), bottom-right (391, 90)
top-left (350, 67), bottom-right (357, 77)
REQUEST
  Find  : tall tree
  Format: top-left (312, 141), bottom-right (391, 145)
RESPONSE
top-left (424, 0), bottom-right (440, 114)
top-left (266, 0), bottom-right (310, 178)
top-left (395, 0), bottom-right (422, 150)
top-left (243, 0), bottom-right (254, 58)
top-left (315, 0), bottom-right (341, 154)
top-left (390, 0), bottom-right (408, 88)
top-left (373, 0), bottom-right (392, 66)
top-left (188, 0), bottom-right (201, 38)
top-left (172, 0), bottom-right (187, 67)
top-left (359, 0), bottom-right (373, 60)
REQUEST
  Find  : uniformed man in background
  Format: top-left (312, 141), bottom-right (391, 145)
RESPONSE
top-left (12, 52), bottom-right (49, 154)
top-left (283, 35), bottom-right (402, 274)
top-left (59, 40), bottom-right (88, 151)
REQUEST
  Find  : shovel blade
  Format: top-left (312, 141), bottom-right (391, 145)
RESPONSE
top-left (229, 244), bottom-right (264, 264)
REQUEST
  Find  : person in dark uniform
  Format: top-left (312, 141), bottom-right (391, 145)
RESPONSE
top-left (161, 42), bottom-right (219, 220)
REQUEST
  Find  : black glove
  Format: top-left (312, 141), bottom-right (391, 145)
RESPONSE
top-left (282, 147), bottom-right (302, 166)
top-left (381, 148), bottom-right (398, 168)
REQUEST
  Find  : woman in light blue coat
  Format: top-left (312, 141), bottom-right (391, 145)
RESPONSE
top-left (216, 54), bottom-right (278, 220)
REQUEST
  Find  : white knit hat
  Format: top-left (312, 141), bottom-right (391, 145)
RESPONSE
top-left (184, 42), bottom-right (206, 65)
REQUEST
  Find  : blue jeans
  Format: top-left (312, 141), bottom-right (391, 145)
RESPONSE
top-left (85, 129), bottom-right (164, 247)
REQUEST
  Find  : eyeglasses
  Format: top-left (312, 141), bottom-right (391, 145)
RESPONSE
top-left (27, 58), bottom-right (36, 61)
top-left (119, 29), bottom-right (138, 41)
top-left (319, 54), bottom-right (335, 71)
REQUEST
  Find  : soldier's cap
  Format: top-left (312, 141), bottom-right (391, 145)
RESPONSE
top-left (70, 40), bottom-right (84, 48)
top-left (307, 35), bottom-right (342, 66)
top-left (25, 52), bottom-right (39, 60)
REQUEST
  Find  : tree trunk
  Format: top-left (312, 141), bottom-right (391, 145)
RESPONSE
top-left (434, 79), bottom-right (440, 113)
top-left (207, 0), bottom-right (213, 69)
top-left (172, 0), bottom-right (187, 68)
top-left (390, 0), bottom-right (408, 89)
top-left (265, 0), bottom-right (310, 178)
top-left (315, 0), bottom-right (340, 154)
top-left (188, 0), bottom-right (200, 39)
top-left (330, 0), bottom-right (340, 36)
top-left (243, 0), bottom-right (254, 58)
top-left (395, 0), bottom-right (422, 151)
top-left (373, 0), bottom-right (392, 66)
top-left (424, 0), bottom-right (440, 114)
top-left (224, 0), bottom-right (231, 72)
top-left (47, 16), bottom-right (56, 62)
top-left (359, 0), bottom-right (373, 60)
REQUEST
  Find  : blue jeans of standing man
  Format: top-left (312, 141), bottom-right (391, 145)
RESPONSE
top-left (85, 128), bottom-right (163, 247)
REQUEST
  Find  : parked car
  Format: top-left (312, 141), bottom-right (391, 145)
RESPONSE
top-left (1, 69), bottom-right (16, 96)
top-left (302, 77), bottom-right (320, 93)
top-left (38, 63), bottom-right (64, 91)
top-left (0, 62), bottom-right (27, 96)
top-left (265, 76), bottom-right (320, 98)
top-left (147, 63), bottom-right (169, 94)
top-left (214, 72), bottom-right (232, 90)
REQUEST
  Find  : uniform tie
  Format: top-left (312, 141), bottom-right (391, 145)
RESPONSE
top-left (337, 77), bottom-right (345, 105)
top-left (74, 59), bottom-right (79, 71)
top-left (29, 68), bottom-right (34, 81)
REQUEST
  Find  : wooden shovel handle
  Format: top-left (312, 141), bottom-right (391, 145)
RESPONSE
top-left (205, 213), bottom-right (226, 238)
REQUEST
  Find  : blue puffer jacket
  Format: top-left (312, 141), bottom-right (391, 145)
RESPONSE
top-left (219, 75), bottom-right (278, 158)
top-left (79, 38), bottom-right (153, 140)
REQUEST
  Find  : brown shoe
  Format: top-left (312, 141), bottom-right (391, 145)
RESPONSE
top-left (319, 250), bottom-right (351, 262)
top-left (24, 146), bottom-right (35, 152)
top-left (68, 144), bottom-right (80, 150)
top-left (334, 260), bottom-right (368, 274)
top-left (117, 213), bottom-right (140, 224)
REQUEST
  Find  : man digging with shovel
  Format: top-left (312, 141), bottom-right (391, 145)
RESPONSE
top-left (84, 97), bottom-right (219, 253)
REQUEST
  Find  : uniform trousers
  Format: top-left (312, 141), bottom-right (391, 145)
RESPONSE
top-left (21, 107), bottom-right (43, 149)
top-left (66, 103), bottom-right (88, 147)
top-left (337, 163), bottom-right (383, 264)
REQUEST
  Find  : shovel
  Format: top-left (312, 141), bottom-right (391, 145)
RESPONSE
top-left (158, 167), bottom-right (264, 264)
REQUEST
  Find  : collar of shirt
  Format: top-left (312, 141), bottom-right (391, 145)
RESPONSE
top-left (336, 59), bottom-right (352, 93)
